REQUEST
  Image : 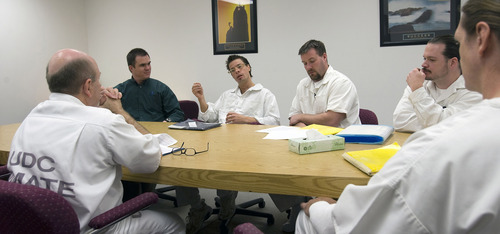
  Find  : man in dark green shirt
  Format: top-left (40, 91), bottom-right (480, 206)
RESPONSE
top-left (115, 48), bottom-right (185, 122)
top-left (115, 48), bottom-right (185, 201)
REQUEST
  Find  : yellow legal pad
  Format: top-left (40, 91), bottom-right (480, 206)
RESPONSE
top-left (301, 124), bottom-right (343, 135)
top-left (342, 142), bottom-right (401, 176)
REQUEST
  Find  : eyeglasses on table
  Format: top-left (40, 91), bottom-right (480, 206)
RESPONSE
top-left (171, 142), bottom-right (209, 156)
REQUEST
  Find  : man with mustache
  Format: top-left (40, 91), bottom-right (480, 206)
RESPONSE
top-left (393, 35), bottom-right (482, 133)
top-left (289, 39), bottom-right (360, 128)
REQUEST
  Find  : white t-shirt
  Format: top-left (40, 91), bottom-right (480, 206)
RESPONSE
top-left (7, 93), bottom-right (161, 232)
top-left (289, 66), bottom-right (360, 128)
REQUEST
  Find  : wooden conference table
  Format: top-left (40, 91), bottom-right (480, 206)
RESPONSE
top-left (0, 122), bottom-right (410, 198)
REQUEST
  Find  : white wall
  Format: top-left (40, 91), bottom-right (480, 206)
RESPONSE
top-left (2, 0), bottom-right (432, 126)
top-left (0, 0), bottom-right (88, 124)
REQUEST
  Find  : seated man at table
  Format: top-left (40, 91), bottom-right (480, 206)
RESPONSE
top-left (7, 49), bottom-right (184, 233)
top-left (179, 54), bottom-right (280, 233)
top-left (393, 35), bottom-right (482, 133)
top-left (296, 0), bottom-right (500, 233)
top-left (272, 39), bottom-right (362, 233)
top-left (115, 48), bottom-right (186, 201)
top-left (289, 39), bottom-right (360, 128)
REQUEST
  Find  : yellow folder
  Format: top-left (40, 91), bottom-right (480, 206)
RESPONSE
top-left (342, 142), bottom-right (401, 176)
top-left (301, 124), bottom-right (343, 135)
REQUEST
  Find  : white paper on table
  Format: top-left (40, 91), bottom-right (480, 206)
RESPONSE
top-left (256, 126), bottom-right (308, 140)
top-left (154, 133), bottom-right (178, 155)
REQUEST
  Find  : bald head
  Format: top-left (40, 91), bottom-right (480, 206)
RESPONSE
top-left (47, 49), bottom-right (90, 76)
top-left (46, 49), bottom-right (98, 95)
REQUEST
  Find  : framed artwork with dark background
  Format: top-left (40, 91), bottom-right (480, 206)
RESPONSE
top-left (380, 0), bottom-right (460, 47)
top-left (212, 0), bottom-right (257, 54)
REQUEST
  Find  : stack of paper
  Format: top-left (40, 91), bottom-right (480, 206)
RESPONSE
top-left (154, 133), bottom-right (178, 155)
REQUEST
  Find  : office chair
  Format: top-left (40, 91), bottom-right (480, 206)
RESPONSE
top-left (0, 164), bottom-right (9, 180)
top-left (0, 165), bottom-right (159, 234)
top-left (155, 100), bottom-right (200, 206)
top-left (359, 108), bottom-right (379, 125)
top-left (180, 99), bottom-right (200, 121)
top-left (233, 222), bottom-right (264, 234)
top-left (212, 196), bottom-right (275, 233)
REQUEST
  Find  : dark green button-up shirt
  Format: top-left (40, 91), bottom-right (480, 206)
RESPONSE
top-left (115, 77), bottom-right (185, 122)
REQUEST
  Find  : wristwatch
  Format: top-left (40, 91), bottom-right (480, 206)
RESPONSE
top-left (166, 118), bottom-right (172, 122)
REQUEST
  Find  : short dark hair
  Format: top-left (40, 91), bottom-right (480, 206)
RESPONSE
top-left (46, 58), bottom-right (96, 95)
top-left (226, 54), bottom-right (252, 77)
top-left (127, 48), bottom-right (149, 67)
top-left (461, 0), bottom-right (500, 43)
top-left (298, 39), bottom-right (327, 56)
top-left (428, 34), bottom-right (460, 61)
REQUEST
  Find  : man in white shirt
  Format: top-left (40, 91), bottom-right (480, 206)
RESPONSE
top-left (296, 1), bottom-right (500, 233)
top-left (393, 35), bottom-right (482, 132)
top-left (273, 40), bottom-right (361, 232)
top-left (289, 39), bottom-right (360, 128)
top-left (7, 49), bottom-right (184, 233)
top-left (179, 55), bottom-right (280, 233)
top-left (193, 55), bottom-right (280, 125)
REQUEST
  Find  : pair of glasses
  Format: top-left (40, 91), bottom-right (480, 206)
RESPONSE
top-left (171, 142), bottom-right (209, 156)
top-left (228, 63), bottom-right (246, 74)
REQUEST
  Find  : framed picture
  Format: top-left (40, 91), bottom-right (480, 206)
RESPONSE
top-left (211, 0), bottom-right (258, 54)
top-left (379, 0), bottom-right (460, 47)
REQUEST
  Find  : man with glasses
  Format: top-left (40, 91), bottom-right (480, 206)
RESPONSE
top-left (192, 54), bottom-right (280, 125)
top-left (179, 54), bottom-right (280, 233)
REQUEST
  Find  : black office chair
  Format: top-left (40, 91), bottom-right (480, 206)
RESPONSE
top-left (155, 100), bottom-right (201, 207)
top-left (359, 108), bottom-right (379, 125)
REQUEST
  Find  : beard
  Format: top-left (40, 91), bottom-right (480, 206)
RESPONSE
top-left (308, 71), bottom-right (322, 81)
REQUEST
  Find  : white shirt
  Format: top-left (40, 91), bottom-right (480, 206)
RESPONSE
top-left (297, 98), bottom-right (500, 234)
top-left (7, 93), bottom-right (161, 233)
top-left (289, 66), bottom-right (360, 128)
top-left (393, 75), bottom-right (482, 132)
top-left (198, 83), bottom-right (280, 125)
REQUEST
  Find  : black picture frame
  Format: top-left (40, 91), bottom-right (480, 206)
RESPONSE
top-left (380, 0), bottom-right (460, 47)
top-left (211, 0), bottom-right (258, 55)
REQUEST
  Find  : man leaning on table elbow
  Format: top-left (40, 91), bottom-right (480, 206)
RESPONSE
top-left (393, 35), bottom-right (482, 132)
top-left (7, 49), bottom-right (185, 233)
top-left (178, 54), bottom-right (280, 234)
top-left (296, 0), bottom-right (500, 233)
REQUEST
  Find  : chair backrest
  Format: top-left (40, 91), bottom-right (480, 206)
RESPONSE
top-left (0, 180), bottom-right (80, 234)
top-left (179, 100), bottom-right (199, 120)
top-left (359, 108), bottom-right (379, 125)
top-left (0, 165), bottom-right (10, 180)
